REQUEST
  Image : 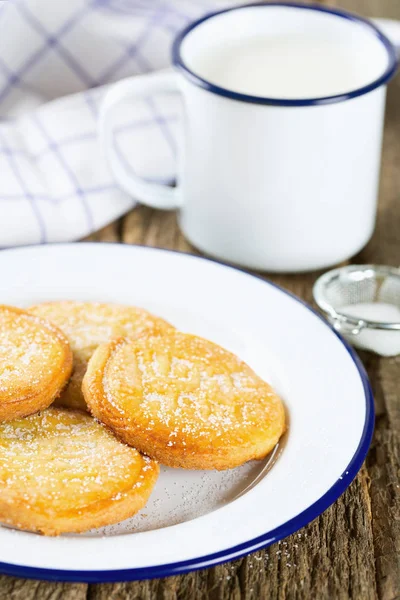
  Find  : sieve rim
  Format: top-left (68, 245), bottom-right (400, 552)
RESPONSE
top-left (313, 264), bottom-right (400, 331)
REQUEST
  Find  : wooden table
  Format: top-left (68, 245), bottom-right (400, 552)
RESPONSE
top-left (1, 0), bottom-right (399, 598)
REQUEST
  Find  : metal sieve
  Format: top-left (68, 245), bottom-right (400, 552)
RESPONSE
top-left (313, 265), bottom-right (400, 356)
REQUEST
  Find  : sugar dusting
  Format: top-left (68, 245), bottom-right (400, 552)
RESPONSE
top-left (0, 409), bottom-right (152, 512)
top-left (0, 308), bottom-right (65, 399)
top-left (107, 332), bottom-right (281, 442)
top-left (29, 301), bottom-right (172, 357)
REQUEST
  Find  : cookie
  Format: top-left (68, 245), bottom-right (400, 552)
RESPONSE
top-left (0, 407), bottom-right (159, 535)
top-left (0, 305), bottom-right (72, 423)
top-left (83, 332), bottom-right (286, 470)
top-left (29, 301), bottom-right (173, 411)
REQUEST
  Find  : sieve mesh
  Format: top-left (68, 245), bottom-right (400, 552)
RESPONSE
top-left (314, 265), bottom-right (400, 321)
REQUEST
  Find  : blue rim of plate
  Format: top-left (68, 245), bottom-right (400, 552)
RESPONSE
top-left (172, 1), bottom-right (398, 107)
top-left (0, 244), bottom-right (375, 582)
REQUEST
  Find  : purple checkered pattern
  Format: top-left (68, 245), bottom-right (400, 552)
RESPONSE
top-left (0, 0), bottom-right (234, 246)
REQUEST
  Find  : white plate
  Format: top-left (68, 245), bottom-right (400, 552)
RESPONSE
top-left (0, 244), bottom-right (373, 582)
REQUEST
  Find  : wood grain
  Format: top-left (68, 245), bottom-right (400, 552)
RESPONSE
top-left (1, 0), bottom-right (399, 598)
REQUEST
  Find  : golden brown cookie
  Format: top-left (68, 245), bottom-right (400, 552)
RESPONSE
top-left (83, 332), bottom-right (286, 470)
top-left (0, 305), bottom-right (72, 423)
top-left (0, 407), bottom-right (159, 535)
top-left (29, 301), bottom-right (173, 411)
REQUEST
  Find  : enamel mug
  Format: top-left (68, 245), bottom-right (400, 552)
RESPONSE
top-left (100, 3), bottom-right (399, 273)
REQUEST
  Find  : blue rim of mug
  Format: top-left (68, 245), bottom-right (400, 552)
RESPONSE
top-left (0, 243), bottom-right (374, 582)
top-left (172, 2), bottom-right (398, 107)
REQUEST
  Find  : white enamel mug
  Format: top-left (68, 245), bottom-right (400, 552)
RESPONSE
top-left (100, 3), bottom-right (398, 273)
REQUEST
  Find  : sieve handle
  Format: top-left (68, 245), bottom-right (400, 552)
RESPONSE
top-left (333, 318), bottom-right (366, 336)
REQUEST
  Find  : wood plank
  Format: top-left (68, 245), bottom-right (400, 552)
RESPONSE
top-left (0, 578), bottom-right (87, 600)
top-left (84, 221), bottom-right (121, 243)
top-left (356, 70), bottom-right (400, 600)
top-left (333, 0), bottom-right (400, 19)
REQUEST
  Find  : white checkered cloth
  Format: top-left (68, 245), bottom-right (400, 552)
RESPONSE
top-left (0, 2), bottom-right (398, 246)
top-left (0, 0), bottom-right (238, 246)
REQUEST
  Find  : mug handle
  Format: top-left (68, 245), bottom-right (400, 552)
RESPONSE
top-left (99, 70), bottom-right (182, 210)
